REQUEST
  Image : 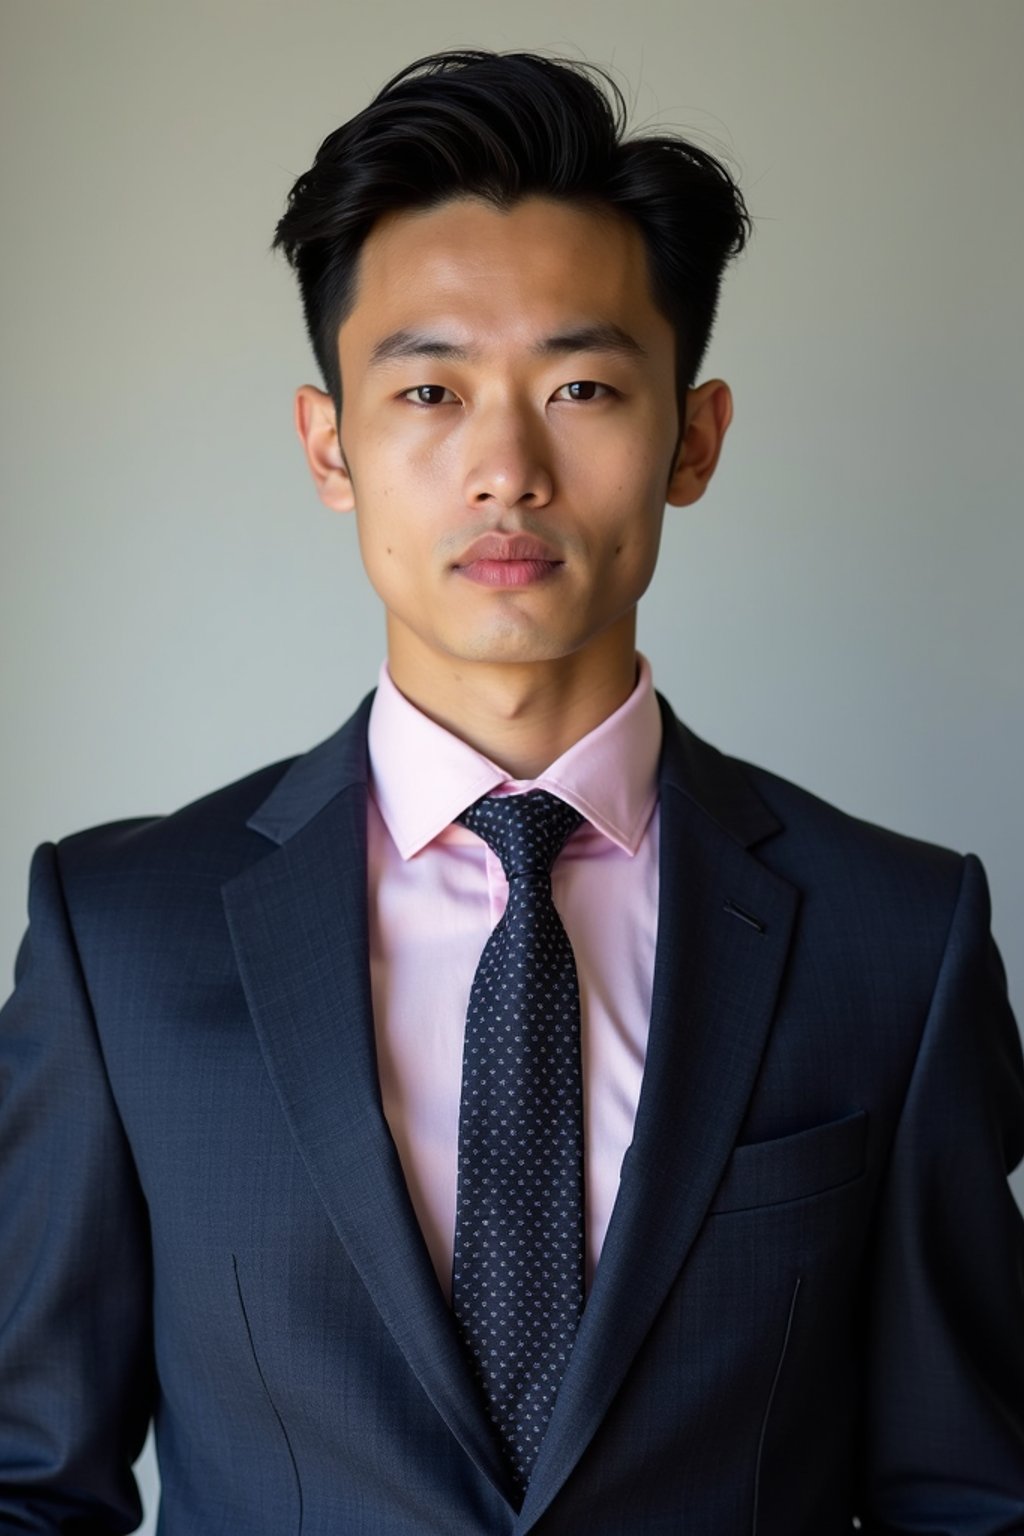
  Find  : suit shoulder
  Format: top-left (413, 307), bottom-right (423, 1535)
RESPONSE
top-left (729, 750), bottom-right (967, 912)
top-left (52, 752), bottom-right (300, 887)
top-left (659, 697), bottom-right (966, 906)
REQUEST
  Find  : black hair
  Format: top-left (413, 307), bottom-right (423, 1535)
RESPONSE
top-left (271, 49), bottom-right (751, 417)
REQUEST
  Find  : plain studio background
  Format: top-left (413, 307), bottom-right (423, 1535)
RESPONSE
top-left (2, 1), bottom-right (1022, 1526)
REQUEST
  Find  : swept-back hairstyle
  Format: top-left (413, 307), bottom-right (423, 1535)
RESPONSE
top-left (272, 50), bottom-right (751, 416)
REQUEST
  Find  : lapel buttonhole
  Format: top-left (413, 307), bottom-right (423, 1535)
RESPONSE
top-left (723, 897), bottom-right (766, 934)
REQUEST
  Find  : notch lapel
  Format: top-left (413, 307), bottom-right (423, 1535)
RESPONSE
top-left (221, 698), bottom-right (512, 1500)
top-left (515, 701), bottom-right (800, 1532)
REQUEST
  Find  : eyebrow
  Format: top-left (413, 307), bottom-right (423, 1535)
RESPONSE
top-left (367, 322), bottom-right (648, 369)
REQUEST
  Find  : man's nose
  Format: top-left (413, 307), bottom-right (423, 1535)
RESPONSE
top-left (461, 405), bottom-right (555, 510)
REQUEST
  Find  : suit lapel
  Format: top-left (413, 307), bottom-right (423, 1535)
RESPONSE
top-left (221, 697), bottom-right (512, 1499)
top-left (515, 700), bottom-right (799, 1531)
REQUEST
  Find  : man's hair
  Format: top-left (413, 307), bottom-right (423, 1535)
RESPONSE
top-left (272, 49), bottom-right (751, 416)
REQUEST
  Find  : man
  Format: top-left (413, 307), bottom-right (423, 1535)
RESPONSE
top-left (1, 47), bottom-right (1022, 1535)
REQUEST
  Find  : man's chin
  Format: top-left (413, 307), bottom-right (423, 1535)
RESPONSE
top-left (437, 624), bottom-right (588, 667)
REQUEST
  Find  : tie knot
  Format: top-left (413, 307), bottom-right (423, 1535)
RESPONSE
top-left (456, 789), bottom-right (583, 880)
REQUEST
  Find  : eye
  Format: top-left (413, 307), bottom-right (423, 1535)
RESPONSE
top-left (553, 380), bottom-right (615, 402)
top-left (399, 384), bottom-right (459, 406)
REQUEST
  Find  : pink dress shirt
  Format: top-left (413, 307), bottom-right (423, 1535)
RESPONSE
top-left (366, 655), bottom-right (662, 1297)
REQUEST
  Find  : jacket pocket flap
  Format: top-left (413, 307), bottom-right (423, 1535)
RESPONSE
top-left (710, 1107), bottom-right (868, 1214)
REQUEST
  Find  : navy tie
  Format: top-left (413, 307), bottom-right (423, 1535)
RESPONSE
top-left (452, 789), bottom-right (585, 1495)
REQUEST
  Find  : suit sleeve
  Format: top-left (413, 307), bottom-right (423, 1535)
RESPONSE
top-left (0, 843), bottom-right (155, 1534)
top-left (856, 852), bottom-right (1024, 1532)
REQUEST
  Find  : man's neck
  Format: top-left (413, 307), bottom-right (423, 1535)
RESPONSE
top-left (385, 627), bottom-right (640, 780)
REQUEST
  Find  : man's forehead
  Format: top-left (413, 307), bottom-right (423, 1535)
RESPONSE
top-left (362, 198), bottom-right (642, 286)
top-left (366, 191), bottom-right (633, 247)
top-left (340, 196), bottom-right (669, 360)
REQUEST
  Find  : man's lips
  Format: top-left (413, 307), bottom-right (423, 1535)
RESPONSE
top-left (453, 533), bottom-right (563, 566)
top-left (452, 533), bottom-right (565, 589)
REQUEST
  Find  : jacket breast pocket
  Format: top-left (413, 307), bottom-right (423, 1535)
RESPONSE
top-left (709, 1107), bottom-right (868, 1214)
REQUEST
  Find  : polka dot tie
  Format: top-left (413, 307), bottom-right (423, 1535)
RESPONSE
top-left (452, 790), bottom-right (585, 1497)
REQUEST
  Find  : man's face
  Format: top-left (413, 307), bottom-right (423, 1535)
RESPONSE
top-left (300, 195), bottom-right (728, 683)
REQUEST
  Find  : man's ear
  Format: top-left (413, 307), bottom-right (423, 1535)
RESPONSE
top-left (294, 384), bottom-right (355, 512)
top-left (666, 379), bottom-right (733, 507)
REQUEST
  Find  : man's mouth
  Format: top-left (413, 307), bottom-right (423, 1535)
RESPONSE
top-left (452, 533), bottom-right (564, 588)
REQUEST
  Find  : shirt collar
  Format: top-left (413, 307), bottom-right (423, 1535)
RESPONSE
top-left (367, 653), bottom-right (662, 860)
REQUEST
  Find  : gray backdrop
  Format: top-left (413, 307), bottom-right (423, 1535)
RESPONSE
top-left (2, 2), bottom-right (1021, 1527)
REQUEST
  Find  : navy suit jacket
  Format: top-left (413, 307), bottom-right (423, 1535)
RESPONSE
top-left (2, 692), bottom-right (1023, 1534)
